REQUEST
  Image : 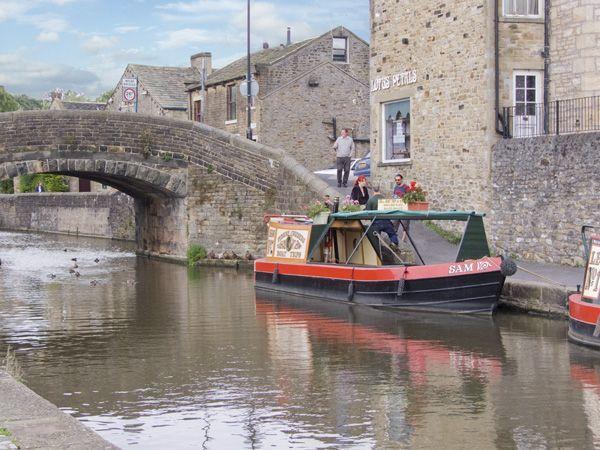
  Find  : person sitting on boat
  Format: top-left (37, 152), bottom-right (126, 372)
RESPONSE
top-left (365, 184), bottom-right (399, 247)
top-left (392, 173), bottom-right (410, 242)
top-left (350, 175), bottom-right (369, 205)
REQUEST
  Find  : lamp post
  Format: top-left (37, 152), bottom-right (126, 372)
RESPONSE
top-left (246, 0), bottom-right (253, 140)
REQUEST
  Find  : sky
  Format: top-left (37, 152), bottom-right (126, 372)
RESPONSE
top-left (0, 0), bottom-right (369, 99)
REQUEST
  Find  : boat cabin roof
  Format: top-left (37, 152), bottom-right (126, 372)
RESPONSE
top-left (331, 209), bottom-right (484, 221)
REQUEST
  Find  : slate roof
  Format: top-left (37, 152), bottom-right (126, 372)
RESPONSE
top-left (127, 64), bottom-right (199, 110)
top-left (185, 38), bottom-right (315, 90)
top-left (60, 101), bottom-right (106, 111)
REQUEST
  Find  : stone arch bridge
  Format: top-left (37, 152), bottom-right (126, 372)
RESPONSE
top-left (0, 110), bottom-right (336, 258)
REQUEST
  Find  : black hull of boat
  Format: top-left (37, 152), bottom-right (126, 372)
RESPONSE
top-left (568, 320), bottom-right (600, 349)
top-left (255, 271), bottom-right (505, 315)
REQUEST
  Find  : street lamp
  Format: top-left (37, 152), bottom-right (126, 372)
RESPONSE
top-left (246, 0), bottom-right (252, 141)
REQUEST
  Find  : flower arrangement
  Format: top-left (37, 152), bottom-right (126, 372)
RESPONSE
top-left (402, 181), bottom-right (427, 204)
top-left (306, 200), bottom-right (330, 219)
top-left (340, 195), bottom-right (362, 212)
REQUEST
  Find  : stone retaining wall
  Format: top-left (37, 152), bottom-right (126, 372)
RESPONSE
top-left (491, 132), bottom-right (600, 266)
top-left (0, 192), bottom-right (135, 240)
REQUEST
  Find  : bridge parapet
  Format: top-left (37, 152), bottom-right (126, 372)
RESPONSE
top-left (0, 110), bottom-right (337, 258)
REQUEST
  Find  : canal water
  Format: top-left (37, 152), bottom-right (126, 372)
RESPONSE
top-left (1, 231), bottom-right (600, 449)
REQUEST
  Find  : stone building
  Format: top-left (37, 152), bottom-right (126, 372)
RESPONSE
top-left (186, 26), bottom-right (370, 171)
top-left (369, 0), bottom-right (600, 213)
top-left (107, 64), bottom-right (199, 120)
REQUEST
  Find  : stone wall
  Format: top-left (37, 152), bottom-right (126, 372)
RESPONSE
top-left (491, 132), bottom-right (600, 266)
top-left (550, 0), bottom-right (600, 100)
top-left (0, 192), bottom-right (135, 240)
top-left (498, 9), bottom-right (545, 109)
top-left (370, 0), bottom-right (496, 213)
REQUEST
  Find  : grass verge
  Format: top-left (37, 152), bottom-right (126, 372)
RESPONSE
top-left (424, 220), bottom-right (462, 245)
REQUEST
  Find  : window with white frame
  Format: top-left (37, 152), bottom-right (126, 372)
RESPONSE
top-left (504, 0), bottom-right (542, 17)
top-left (332, 37), bottom-right (348, 63)
top-left (382, 99), bottom-right (411, 162)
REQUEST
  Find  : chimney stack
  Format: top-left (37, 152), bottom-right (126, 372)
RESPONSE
top-left (190, 52), bottom-right (212, 76)
top-left (262, 42), bottom-right (269, 49)
top-left (50, 90), bottom-right (62, 100)
top-left (286, 27), bottom-right (291, 46)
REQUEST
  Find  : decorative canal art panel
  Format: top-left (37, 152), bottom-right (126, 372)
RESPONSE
top-left (266, 222), bottom-right (312, 263)
top-left (583, 235), bottom-right (600, 302)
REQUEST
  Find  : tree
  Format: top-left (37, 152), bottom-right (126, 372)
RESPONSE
top-left (0, 180), bottom-right (14, 194)
top-left (19, 174), bottom-right (69, 193)
top-left (12, 94), bottom-right (46, 110)
top-left (62, 90), bottom-right (91, 102)
top-left (96, 89), bottom-right (114, 103)
top-left (0, 87), bottom-right (20, 112)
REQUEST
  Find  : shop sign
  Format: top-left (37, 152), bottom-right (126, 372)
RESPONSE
top-left (371, 70), bottom-right (417, 92)
top-left (583, 235), bottom-right (600, 301)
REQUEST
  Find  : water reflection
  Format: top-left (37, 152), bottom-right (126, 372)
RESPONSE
top-left (0, 231), bottom-right (599, 448)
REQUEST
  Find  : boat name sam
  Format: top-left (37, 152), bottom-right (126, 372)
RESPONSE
top-left (448, 260), bottom-right (493, 274)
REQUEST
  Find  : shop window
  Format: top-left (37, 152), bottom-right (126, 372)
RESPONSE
top-left (226, 85), bottom-right (236, 121)
top-left (382, 99), bottom-right (410, 162)
top-left (333, 37), bottom-right (348, 63)
top-left (193, 100), bottom-right (202, 122)
top-left (504, 0), bottom-right (541, 17)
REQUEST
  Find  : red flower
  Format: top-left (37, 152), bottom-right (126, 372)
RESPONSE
top-left (410, 181), bottom-right (417, 188)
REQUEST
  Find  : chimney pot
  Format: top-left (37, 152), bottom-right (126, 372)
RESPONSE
top-left (286, 27), bottom-right (291, 46)
top-left (262, 42), bottom-right (269, 49)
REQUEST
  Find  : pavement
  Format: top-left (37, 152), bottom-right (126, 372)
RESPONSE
top-left (314, 171), bottom-right (584, 291)
top-left (0, 370), bottom-right (117, 450)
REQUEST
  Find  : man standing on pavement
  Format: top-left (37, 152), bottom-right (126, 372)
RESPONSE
top-left (332, 128), bottom-right (355, 188)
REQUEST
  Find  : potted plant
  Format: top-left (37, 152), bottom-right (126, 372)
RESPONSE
top-left (307, 201), bottom-right (331, 224)
top-left (402, 181), bottom-right (429, 211)
top-left (340, 195), bottom-right (362, 213)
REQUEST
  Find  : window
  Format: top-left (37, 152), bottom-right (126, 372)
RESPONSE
top-left (226, 85), bottom-right (236, 121)
top-left (193, 100), bottom-right (202, 122)
top-left (332, 37), bottom-right (348, 63)
top-left (504, 0), bottom-right (541, 17)
top-left (382, 99), bottom-right (410, 162)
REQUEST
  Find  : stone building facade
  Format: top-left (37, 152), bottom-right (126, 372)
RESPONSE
top-left (107, 64), bottom-right (198, 120)
top-left (369, 0), bottom-right (600, 215)
top-left (187, 26), bottom-right (370, 171)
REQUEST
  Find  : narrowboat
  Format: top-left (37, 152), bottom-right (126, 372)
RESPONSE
top-left (568, 226), bottom-right (600, 348)
top-left (254, 209), bottom-right (517, 314)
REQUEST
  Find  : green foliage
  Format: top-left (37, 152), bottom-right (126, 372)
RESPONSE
top-left (96, 89), bottom-right (114, 103)
top-left (402, 181), bottom-right (427, 203)
top-left (424, 220), bottom-right (462, 245)
top-left (13, 94), bottom-right (45, 110)
top-left (0, 179), bottom-right (14, 194)
top-left (161, 152), bottom-right (173, 162)
top-left (0, 427), bottom-right (10, 437)
top-left (2, 346), bottom-right (23, 382)
top-left (306, 200), bottom-right (330, 218)
top-left (19, 174), bottom-right (69, 193)
top-left (62, 89), bottom-right (90, 102)
top-left (0, 87), bottom-right (20, 112)
top-left (187, 244), bottom-right (207, 267)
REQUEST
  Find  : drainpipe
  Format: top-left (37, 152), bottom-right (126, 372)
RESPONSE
top-left (543, 0), bottom-right (550, 134)
top-left (495, 0), bottom-right (503, 135)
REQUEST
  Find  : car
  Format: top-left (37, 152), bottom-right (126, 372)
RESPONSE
top-left (352, 152), bottom-right (370, 177)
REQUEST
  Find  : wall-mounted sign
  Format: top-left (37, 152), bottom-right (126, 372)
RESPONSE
top-left (122, 78), bottom-right (137, 89)
top-left (123, 87), bottom-right (136, 102)
top-left (371, 70), bottom-right (417, 92)
top-left (583, 235), bottom-right (600, 302)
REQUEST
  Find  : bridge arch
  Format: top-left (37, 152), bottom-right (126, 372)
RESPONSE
top-left (0, 110), bottom-right (336, 258)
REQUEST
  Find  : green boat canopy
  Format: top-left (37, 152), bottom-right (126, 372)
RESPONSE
top-left (330, 209), bottom-right (485, 221)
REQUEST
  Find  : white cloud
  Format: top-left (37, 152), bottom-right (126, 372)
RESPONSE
top-left (0, 52), bottom-right (103, 98)
top-left (157, 28), bottom-right (216, 49)
top-left (36, 31), bottom-right (60, 42)
top-left (82, 35), bottom-right (119, 53)
top-left (156, 0), bottom-right (242, 14)
top-left (115, 25), bottom-right (141, 34)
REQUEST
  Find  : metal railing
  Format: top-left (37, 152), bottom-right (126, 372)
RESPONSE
top-left (502, 95), bottom-right (600, 139)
